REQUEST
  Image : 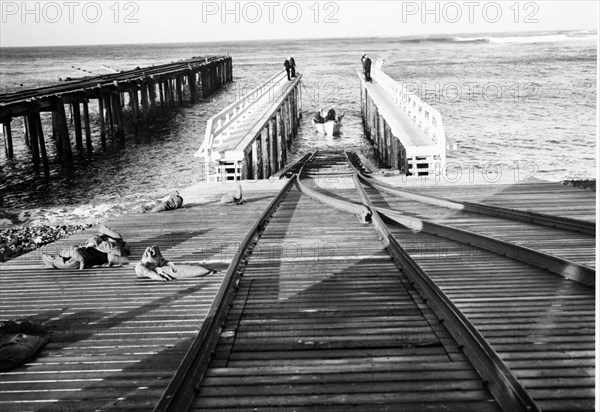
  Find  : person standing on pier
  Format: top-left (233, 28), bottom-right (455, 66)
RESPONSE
top-left (362, 54), bottom-right (372, 82)
top-left (284, 58), bottom-right (291, 80)
top-left (290, 57), bottom-right (296, 77)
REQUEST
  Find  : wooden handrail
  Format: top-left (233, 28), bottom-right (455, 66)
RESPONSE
top-left (371, 66), bottom-right (447, 153)
top-left (196, 69), bottom-right (288, 160)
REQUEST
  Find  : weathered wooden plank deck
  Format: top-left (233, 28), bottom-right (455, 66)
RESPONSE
top-left (191, 187), bottom-right (500, 411)
top-left (394, 225), bottom-right (595, 411)
top-left (0, 185), bottom-right (281, 411)
top-left (408, 182), bottom-right (596, 222)
top-left (0, 151), bottom-right (595, 411)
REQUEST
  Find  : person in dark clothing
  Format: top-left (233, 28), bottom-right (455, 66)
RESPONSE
top-left (290, 57), bottom-right (296, 77)
top-left (284, 58), bottom-right (291, 80)
top-left (362, 54), bottom-right (372, 82)
top-left (314, 111), bottom-right (325, 123)
top-left (326, 108), bottom-right (336, 122)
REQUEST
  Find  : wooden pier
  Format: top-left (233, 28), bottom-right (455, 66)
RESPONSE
top-left (0, 56), bottom-right (232, 176)
top-left (0, 153), bottom-right (595, 411)
top-left (360, 62), bottom-right (449, 176)
top-left (195, 70), bottom-right (302, 181)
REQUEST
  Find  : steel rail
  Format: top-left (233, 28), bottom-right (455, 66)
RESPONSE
top-left (344, 152), bottom-right (595, 236)
top-left (296, 151), bottom-right (371, 222)
top-left (154, 175), bottom-right (296, 412)
top-left (273, 153), bottom-right (313, 179)
top-left (350, 173), bottom-right (541, 412)
top-left (343, 152), bottom-right (595, 286)
top-left (374, 206), bottom-right (595, 287)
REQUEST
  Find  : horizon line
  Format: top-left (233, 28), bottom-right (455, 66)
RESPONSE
top-left (0, 27), bottom-right (596, 49)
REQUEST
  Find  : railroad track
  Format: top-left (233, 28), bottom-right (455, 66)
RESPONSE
top-left (152, 150), bottom-right (595, 411)
top-left (342, 152), bottom-right (596, 411)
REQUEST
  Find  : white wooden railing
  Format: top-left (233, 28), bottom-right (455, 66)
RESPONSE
top-left (195, 69), bottom-right (289, 160)
top-left (371, 65), bottom-right (447, 153)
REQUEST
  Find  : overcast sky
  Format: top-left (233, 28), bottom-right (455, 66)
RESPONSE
top-left (1, 1), bottom-right (598, 47)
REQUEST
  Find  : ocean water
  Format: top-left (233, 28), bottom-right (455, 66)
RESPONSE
top-left (0, 31), bottom-right (597, 216)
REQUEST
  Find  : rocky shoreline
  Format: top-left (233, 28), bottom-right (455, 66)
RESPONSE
top-left (561, 179), bottom-right (596, 191)
top-left (0, 224), bottom-right (93, 263)
top-left (0, 201), bottom-right (131, 263)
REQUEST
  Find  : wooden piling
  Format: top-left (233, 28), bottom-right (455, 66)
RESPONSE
top-left (105, 95), bottom-right (115, 134)
top-left (252, 139), bottom-right (260, 179)
top-left (50, 112), bottom-right (63, 154)
top-left (26, 113), bottom-right (40, 167)
top-left (260, 128), bottom-right (270, 178)
top-left (159, 82), bottom-right (165, 107)
top-left (71, 103), bottom-right (83, 152)
top-left (276, 111), bottom-right (284, 169)
top-left (23, 116), bottom-right (30, 148)
top-left (188, 72), bottom-right (197, 103)
top-left (201, 69), bottom-right (208, 98)
top-left (111, 93), bottom-right (125, 140)
top-left (268, 117), bottom-right (278, 174)
top-left (129, 88), bottom-right (140, 135)
top-left (169, 79), bottom-right (176, 105)
top-left (2, 120), bottom-right (14, 158)
top-left (98, 96), bottom-right (106, 149)
top-left (55, 101), bottom-right (73, 165)
top-left (82, 100), bottom-right (93, 155)
top-left (242, 148), bottom-right (252, 179)
top-left (141, 84), bottom-right (149, 120)
top-left (164, 81), bottom-right (170, 106)
top-left (148, 81), bottom-right (157, 118)
top-left (176, 76), bottom-right (183, 104)
top-left (34, 112), bottom-right (50, 177)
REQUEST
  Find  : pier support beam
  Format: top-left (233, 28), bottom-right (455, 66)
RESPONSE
top-left (3, 120), bottom-right (14, 158)
top-left (105, 95), bottom-right (114, 135)
top-left (23, 116), bottom-right (30, 148)
top-left (269, 117), bottom-right (278, 174)
top-left (111, 93), bottom-right (125, 140)
top-left (159, 82), bottom-right (165, 107)
top-left (129, 88), bottom-right (140, 135)
top-left (82, 100), bottom-right (93, 155)
top-left (188, 72), bottom-right (197, 104)
top-left (251, 139), bottom-right (260, 179)
top-left (26, 113), bottom-right (40, 167)
top-left (72, 102), bottom-right (83, 152)
top-left (260, 128), bottom-right (270, 178)
top-left (148, 82), bottom-right (157, 118)
top-left (34, 112), bottom-right (50, 177)
top-left (141, 85), bottom-right (149, 122)
top-left (176, 76), bottom-right (184, 104)
top-left (55, 101), bottom-right (73, 166)
top-left (98, 96), bottom-right (106, 149)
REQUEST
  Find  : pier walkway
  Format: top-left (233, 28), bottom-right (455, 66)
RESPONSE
top-left (0, 182), bottom-right (285, 411)
top-left (195, 70), bottom-right (302, 182)
top-left (360, 64), bottom-right (449, 176)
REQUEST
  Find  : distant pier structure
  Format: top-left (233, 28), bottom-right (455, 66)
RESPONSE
top-left (0, 56), bottom-right (232, 176)
top-left (359, 60), bottom-right (450, 176)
